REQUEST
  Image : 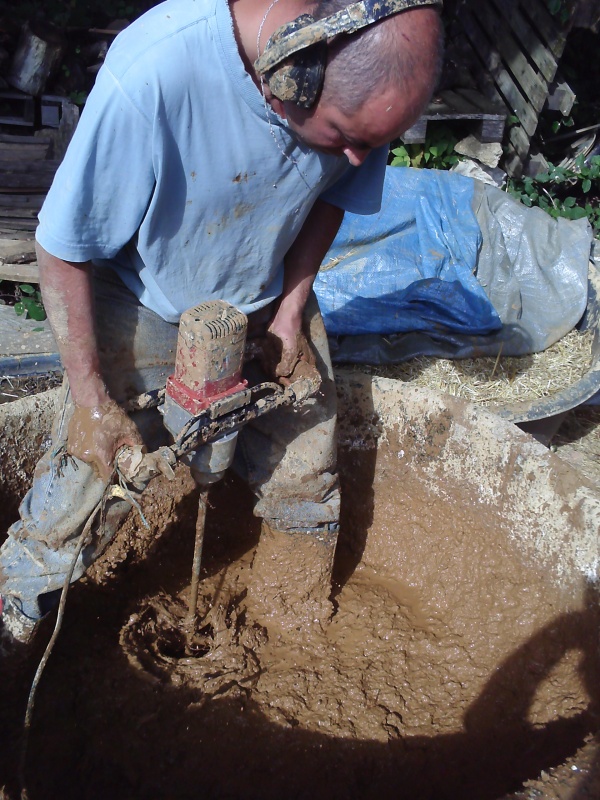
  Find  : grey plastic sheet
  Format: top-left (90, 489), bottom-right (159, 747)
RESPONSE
top-left (319, 169), bottom-right (592, 365)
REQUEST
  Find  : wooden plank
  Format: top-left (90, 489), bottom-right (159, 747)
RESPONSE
top-left (470, 2), bottom-right (549, 113)
top-left (0, 133), bottom-right (53, 146)
top-left (0, 159), bottom-right (61, 174)
top-left (478, 118), bottom-right (506, 142)
top-left (401, 118), bottom-right (427, 143)
top-left (0, 172), bottom-right (57, 191)
top-left (425, 106), bottom-right (489, 120)
top-left (506, 121), bottom-right (532, 159)
top-left (507, 127), bottom-right (533, 162)
top-left (0, 188), bottom-right (49, 195)
top-left (448, 25), bottom-right (531, 174)
top-left (503, 143), bottom-right (525, 177)
top-left (0, 262), bottom-right (39, 282)
top-left (418, 91), bottom-right (505, 122)
top-left (488, 0), bottom-right (559, 83)
top-left (454, 88), bottom-right (507, 116)
top-left (460, 70), bottom-right (522, 147)
top-left (52, 101), bottom-right (79, 161)
top-left (0, 220), bottom-right (38, 233)
top-left (0, 194), bottom-right (45, 210)
top-left (519, 0), bottom-right (567, 59)
top-left (0, 207), bottom-right (39, 220)
top-left (0, 218), bottom-right (37, 231)
top-left (433, 89), bottom-right (478, 115)
top-left (0, 143), bottom-right (51, 160)
top-left (0, 238), bottom-right (36, 263)
top-left (0, 229), bottom-right (35, 240)
top-left (0, 116), bottom-right (34, 128)
top-left (457, 12), bottom-right (539, 136)
top-left (402, 86), bottom-right (505, 144)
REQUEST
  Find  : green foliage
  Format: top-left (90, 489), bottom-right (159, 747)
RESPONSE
top-left (506, 155), bottom-right (600, 238)
top-left (69, 90), bottom-right (89, 106)
top-left (390, 126), bottom-right (462, 170)
top-left (546, 0), bottom-right (570, 25)
top-left (14, 284), bottom-right (46, 322)
top-left (550, 114), bottom-right (574, 135)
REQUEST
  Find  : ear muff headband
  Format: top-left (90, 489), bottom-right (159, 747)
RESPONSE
top-left (254, 0), bottom-right (443, 108)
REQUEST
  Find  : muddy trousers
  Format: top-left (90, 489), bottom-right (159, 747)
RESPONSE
top-left (0, 272), bottom-right (340, 621)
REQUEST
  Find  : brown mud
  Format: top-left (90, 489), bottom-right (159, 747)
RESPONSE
top-left (0, 382), bottom-right (599, 799)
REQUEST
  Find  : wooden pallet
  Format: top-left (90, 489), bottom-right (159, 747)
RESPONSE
top-left (0, 90), bottom-right (35, 128)
top-left (0, 100), bottom-right (78, 284)
top-left (447, 0), bottom-right (571, 176)
top-left (402, 87), bottom-right (506, 144)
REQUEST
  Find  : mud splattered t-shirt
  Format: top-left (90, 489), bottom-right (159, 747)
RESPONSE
top-left (36, 0), bottom-right (388, 323)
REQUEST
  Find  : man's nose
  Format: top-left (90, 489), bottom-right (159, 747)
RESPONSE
top-left (343, 146), bottom-right (371, 166)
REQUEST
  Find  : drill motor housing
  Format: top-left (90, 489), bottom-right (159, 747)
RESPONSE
top-left (162, 300), bottom-right (250, 484)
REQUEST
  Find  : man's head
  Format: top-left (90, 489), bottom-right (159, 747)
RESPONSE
top-left (263, 0), bottom-right (443, 165)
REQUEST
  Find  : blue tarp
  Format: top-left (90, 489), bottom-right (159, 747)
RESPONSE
top-left (316, 168), bottom-right (502, 337)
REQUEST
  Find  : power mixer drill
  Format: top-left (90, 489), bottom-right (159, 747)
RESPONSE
top-left (117, 299), bottom-right (320, 629)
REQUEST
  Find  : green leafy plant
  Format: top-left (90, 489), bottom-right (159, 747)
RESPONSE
top-left (69, 90), bottom-right (88, 106)
top-left (546, 0), bottom-right (570, 25)
top-left (550, 114), bottom-right (575, 135)
top-left (506, 155), bottom-right (600, 238)
top-left (14, 284), bottom-right (47, 322)
top-left (390, 125), bottom-right (462, 170)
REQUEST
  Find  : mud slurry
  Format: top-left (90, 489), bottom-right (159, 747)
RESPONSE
top-left (107, 429), bottom-right (599, 800)
top-left (121, 558), bottom-right (455, 742)
top-left (119, 493), bottom-right (597, 747)
top-left (2, 382), bottom-right (600, 799)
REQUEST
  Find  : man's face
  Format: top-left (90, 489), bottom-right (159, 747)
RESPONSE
top-left (280, 85), bottom-right (425, 166)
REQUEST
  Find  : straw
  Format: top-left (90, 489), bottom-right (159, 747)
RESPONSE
top-left (350, 329), bottom-right (595, 408)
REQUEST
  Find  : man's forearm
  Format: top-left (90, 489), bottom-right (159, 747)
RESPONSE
top-left (36, 243), bottom-right (110, 407)
top-left (270, 199), bottom-right (344, 337)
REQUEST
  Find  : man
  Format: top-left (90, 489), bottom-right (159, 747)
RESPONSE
top-left (0, 0), bottom-right (442, 645)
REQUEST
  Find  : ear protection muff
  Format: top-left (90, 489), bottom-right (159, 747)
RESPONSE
top-left (254, 0), bottom-right (443, 108)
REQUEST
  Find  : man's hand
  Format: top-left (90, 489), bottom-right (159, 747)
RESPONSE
top-left (260, 327), bottom-right (321, 387)
top-left (259, 199), bottom-right (344, 388)
top-left (67, 399), bottom-right (143, 482)
top-left (36, 245), bottom-right (144, 481)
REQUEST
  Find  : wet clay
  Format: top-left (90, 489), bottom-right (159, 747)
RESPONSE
top-left (244, 522), bottom-right (336, 631)
top-left (118, 448), bottom-right (598, 747)
top-left (1, 378), bottom-right (600, 799)
top-left (67, 399), bottom-right (143, 480)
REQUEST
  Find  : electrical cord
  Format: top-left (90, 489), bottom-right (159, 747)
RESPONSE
top-left (18, 492), bottom-right (107, 798)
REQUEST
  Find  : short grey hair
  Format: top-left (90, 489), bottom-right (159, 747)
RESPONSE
top-left (315, 0), bottom-right (444, 113)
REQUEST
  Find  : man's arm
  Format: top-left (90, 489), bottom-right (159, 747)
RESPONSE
top-left (266, 198), bottom-right (344, 381)
top-left (37, 243), bottom-right (142, 480)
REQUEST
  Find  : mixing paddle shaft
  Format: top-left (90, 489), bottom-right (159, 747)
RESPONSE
top-left (188, 488), bottom-right (209, 631)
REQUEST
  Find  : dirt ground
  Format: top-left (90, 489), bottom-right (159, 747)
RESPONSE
top-left (0, 398), bottom-right (599, 800)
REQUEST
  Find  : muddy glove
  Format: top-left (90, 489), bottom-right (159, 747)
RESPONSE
top-left (260, 329), bottom-right (322, 389)
top-left (67, 399), bottom-right (144, 482)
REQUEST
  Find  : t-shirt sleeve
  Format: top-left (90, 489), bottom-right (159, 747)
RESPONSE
top-left (318, 144), bottom-right (388, 215)
top-left (36, 64), bottom-right (155, 262)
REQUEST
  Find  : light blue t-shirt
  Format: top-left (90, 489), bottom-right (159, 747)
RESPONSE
top-left (37, 0), bottom-right (388, 323)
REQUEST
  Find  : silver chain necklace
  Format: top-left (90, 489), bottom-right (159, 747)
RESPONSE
top-left (256, 0), bottom-right (304, 169)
